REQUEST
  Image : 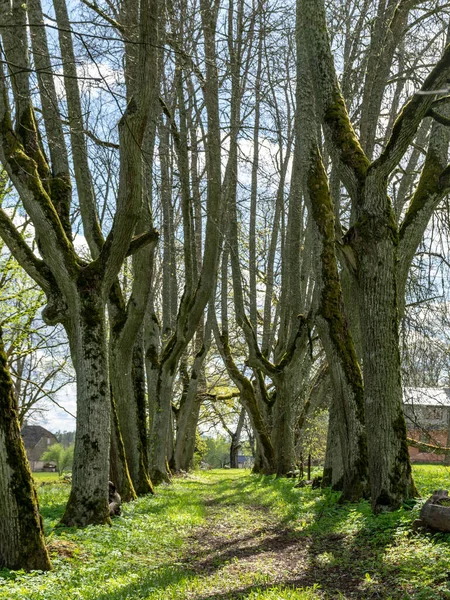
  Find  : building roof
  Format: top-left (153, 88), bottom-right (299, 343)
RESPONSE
top-left (21, 425), bottom-right (58, 449)
top-left (403, 388), bottom-right (450, 407)
top-left (237, 455), bottom-right (253, 464)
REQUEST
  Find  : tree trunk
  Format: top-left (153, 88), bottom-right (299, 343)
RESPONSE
top-left (322, 396), bottom-right (343, 490)
top-left (272, 373), bottom-right (296, 475)
top-left (149, 365), bottom-right (174, 484)
top-left (61, 300), bottom-right (111, 527)
top-left (110, 338), bottom-right (153, 495)
top-left (173, 323), bottom-right (211, 472)
top-left (230, 407), bottom-right (246, 469)
top-left (0, 329), bottom-right (51, 571)
top-left (354, 185), bottom-right (416, 511)
top-left (132, 339), bottom-right (154, 494)
top-left (174, 393), bottom-right (202, 472)
top-left (109, 394), bottom-right (136, 502)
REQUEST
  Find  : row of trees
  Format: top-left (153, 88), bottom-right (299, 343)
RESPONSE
top-left (1, 0), bottom-right (450, 571)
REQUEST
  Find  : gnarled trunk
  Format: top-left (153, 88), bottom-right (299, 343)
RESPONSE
top-left (0, 329), bottom-right (51, 571)
top-left (148, 365), bottom-right (174, 484)
top-left (61, 299), bottom-right (111, 527)
top-left (110, 338), bottom-right (153, 495)
top-left (355, 183), bottom-right (415, 511)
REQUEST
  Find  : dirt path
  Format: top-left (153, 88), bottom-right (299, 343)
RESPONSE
top-left (179, 477), bottom-right (367, 599)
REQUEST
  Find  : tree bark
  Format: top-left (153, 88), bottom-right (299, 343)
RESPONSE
top-left (109, 393), bottom-right (136, 502)
top-left (61, 298), bottom-right (111, 526)
top-left (0, 328), bottom-right (51, 571)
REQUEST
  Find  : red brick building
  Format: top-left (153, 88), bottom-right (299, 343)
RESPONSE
top-left (403, 388), bottom-right (450, 463)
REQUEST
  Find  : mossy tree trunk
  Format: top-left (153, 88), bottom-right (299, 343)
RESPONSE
top-left (149, 364), bottom-right (175, 484)
top-left (173, 322), bottom-right (211, 472)
top-left (0, 328), bottom-right (51, 571)
top-left (322, 396), bottom-right (343, 490)
top-left (300, 0), bottom-right (450, 510)
top-left (271, 372), bottom-right (297, 475)
top-left (110, 338), bottom-right (154, 495)
top-left (61, 297), bottom-right (112, 526)
top-left (110, 394), bottom-right (136, 502)
top-left (352, 184), bottom-right (415, 510)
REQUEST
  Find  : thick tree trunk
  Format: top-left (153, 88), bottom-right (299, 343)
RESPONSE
top-left (61, 301), bottom-right (112, 527)
top-left (355, 188), bottom-right (416, 511)
top-left (322, 396), bottom-right (344, 490)
top-left (272, 373), bottom-right (296, 475)
top-left (149, 365), bottom-right (174, 484)
top-left (110, 339), bottom-right (153, 495)
top-left (109, 394), bottom-right (136, 502)
top-left (0, 330), bottom-right (51, 571)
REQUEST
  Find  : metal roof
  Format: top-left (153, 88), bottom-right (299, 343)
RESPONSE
top-left (403, 387), bottom-right (450, 407)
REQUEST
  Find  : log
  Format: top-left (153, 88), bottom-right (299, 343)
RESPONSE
top-left (413, 490), bottom-right (450, 532)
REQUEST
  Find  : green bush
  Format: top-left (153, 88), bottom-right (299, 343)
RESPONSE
top-left (40, 443), bottom-right (74, 476)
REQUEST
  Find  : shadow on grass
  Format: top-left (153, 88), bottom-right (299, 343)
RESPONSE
top-left (176, 473), bottom-right (411, 599)
top-left (88, 563), bottom-right (197, 600)
top-left (36, 470), bottom-right (427, 600)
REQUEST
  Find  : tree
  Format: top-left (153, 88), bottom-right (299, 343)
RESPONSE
top-left (145, 0), bottom-right (224, 484)
top-left (204, 436), bottom-right (230, 468)
top-left (300, 0), bottom-right (450, 510)
top-left (0, 0), bottom-right (160, 525)
top-left (41, 443), bottom-right (74, 477)
top-left (0, 327), bottom-right (51, 571)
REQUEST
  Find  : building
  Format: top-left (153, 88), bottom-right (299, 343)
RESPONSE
top-left (237, 455), bottom-right (254, 469)
top-left (403, 388), bottom-right (450, 463)
top-left (21, 424), bottom-right (58, 471)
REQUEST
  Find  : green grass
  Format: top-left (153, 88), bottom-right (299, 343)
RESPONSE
top-left (32, 472), bottom-right (61, 483)
top-left (0, 466), bottom-right (450, 599)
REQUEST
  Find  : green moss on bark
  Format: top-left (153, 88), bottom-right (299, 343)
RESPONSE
top-left (308, 148), bottom-right (369, 500)
top-left (132, 342), bottom-right (155, 495)
top-left (0, 329), bottom-right (51, 571)
top-left (324, 93), bottom-right (369, 187)
top-left (0, 112), bottom-right (78, 274)
top-left (110, 392), bottom-right (136, 502)
top-left (399, 149), bottom-right (444, 242)
top-left (50, 173), bottom-right (72, 238)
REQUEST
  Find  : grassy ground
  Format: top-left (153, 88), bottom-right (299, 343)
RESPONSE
top-left (1, 466), bottom-right (450, 599)
top-left (32, 472), bottom-right (61, 483)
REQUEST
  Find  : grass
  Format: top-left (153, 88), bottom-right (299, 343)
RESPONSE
top-left (1, 466), bottom-right (450, 599)
top-left (32, 472), bottom-right (62, 483)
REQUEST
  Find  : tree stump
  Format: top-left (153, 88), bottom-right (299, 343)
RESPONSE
top-left (413, 490), bottom-right (450, 532)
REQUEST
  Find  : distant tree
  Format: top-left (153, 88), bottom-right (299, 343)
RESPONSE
top-left (204, 436), bottom-right (230, 468)
top-left (54, 431), bottom-right (76, 448)
top-left (41, 443), bottom-right (74, 477)
top-left (192, 432), bottom-right (208, 468)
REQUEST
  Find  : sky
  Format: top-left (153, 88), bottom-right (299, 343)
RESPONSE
top-left (36, 384), bottom-right (77, 433)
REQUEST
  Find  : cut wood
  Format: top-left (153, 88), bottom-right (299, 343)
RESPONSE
top-left (413, 490), bottom-right (450, 532)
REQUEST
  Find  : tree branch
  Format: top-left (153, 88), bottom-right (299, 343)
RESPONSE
top-left (374, 42), bottom-right (450, 177)
top-left (126, 228), bottom-right (159, 257)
